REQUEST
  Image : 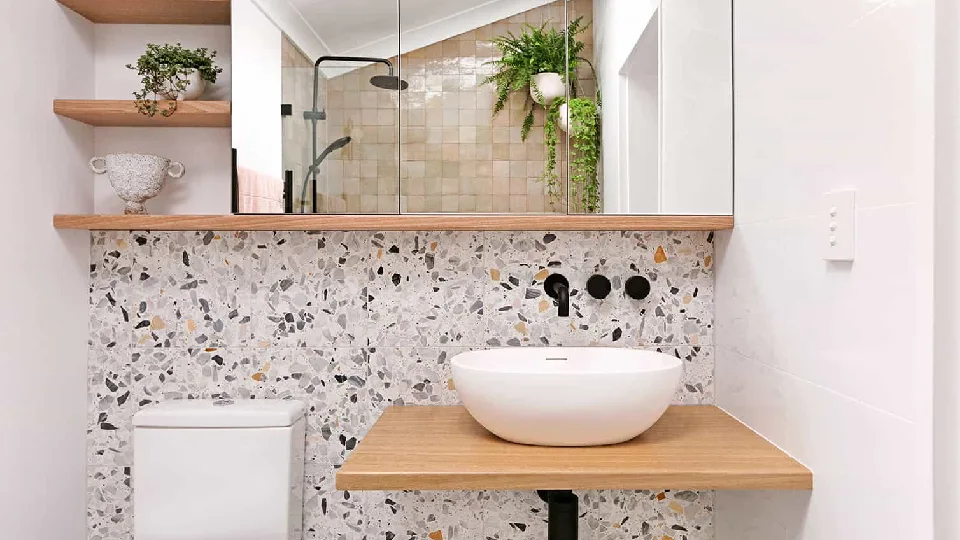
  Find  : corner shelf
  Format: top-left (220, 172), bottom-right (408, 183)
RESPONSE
top-left (57, 0), bottom-right (230, 25)
top-left (336, 406), bottom-right (812, 491)
top-left (54, 100), bottom-right (231, 128)
top-left (52, 214), bottom-right (735, 232)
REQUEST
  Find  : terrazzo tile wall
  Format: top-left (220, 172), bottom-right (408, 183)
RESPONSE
top-left (87, 230), bottom-right (716, 540)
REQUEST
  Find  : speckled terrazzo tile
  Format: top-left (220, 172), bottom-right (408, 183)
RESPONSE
top-left (484, 231), bottom-right (624, 266)
top-left (624, 490), bottom-right (715, 540)
top-left (578, 491), bottom-right (643, 539)
top-left (620, 232), bottom-right (714, 346)
top-left (661, 346), bottom-right (715, 405)
top-left (250, 232), bottom-right (367, 347)
top-left (163, 232), bottom-right (253, 347)
top-left (485, 240), bottom-right (633, 347)
top-left (127, 232), bottom-right (179, 347)
top-left (185, 347), bottom-right (273, 400)
top-left (361, 491), bottom-right (488, 540)
top-left (129, 348), bottom-right (202, 408)
top-left (87, 467), bottom-right (132, 540)
top-left (387, 347), bottom-right (473, 406)
top-left (302, 462), bottom-right (365, 540)
top-left (481, 491), bottom-right (548, 540)
top-left (87, 349), bottom-right (132, 467)
top-left (260, 348), bottom-right (395, 464)
top-left (85, 228), bottom-right (717, 540)
top-left (366, 231), bottom-right (486, 347)
top-left (601, 490), bottom-right (715, 540)
top-left (90, 232), bottom-right (134, 348)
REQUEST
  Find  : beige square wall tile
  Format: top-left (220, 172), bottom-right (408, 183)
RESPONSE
top-left (441, 195), bottom-right (460, 212)
top-left (406, 195), bottom-right (426, 212)
top-left (509, 195), bottom-right (528, 213)
top-left (424, 195), bottom-right (442, 212)
top-left (404, 177), bottom-right (426, 196)
top-left (441, 177), bottom-right (459, 195)
top-left (459, 144), bottom-right (478, 161)
top-left (458, 195), bottom-right (477, 212)
top-left (476, 194), bottom-right (494, 213)
top-left (492, 177), bottom-right (510, 195)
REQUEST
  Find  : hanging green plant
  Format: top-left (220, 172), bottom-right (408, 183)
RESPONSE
top-left (566, 97), bottom-right (601, 213)
top-left (126, 43), bottom-right (223, 117)
top-left (483, 17), bottom-right (588, 141)
top-left (542, 100), bottom-right (563, 208)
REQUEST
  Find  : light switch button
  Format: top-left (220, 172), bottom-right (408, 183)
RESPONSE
top-left (822, 190), bottom-right (856, 261)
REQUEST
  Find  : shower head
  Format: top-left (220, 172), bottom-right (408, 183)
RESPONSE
top-left (314, 55), bottom-right (409, 91)
top-left (301, 136), bottom-right (353, 214)
top-left (310, 136), bottom-right (352, 170)
top-left (328, 136), bottom-right (353, 153)
top-left (370, 74), bottom-right (409, 91)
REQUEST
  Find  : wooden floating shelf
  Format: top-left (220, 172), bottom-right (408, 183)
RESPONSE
top-left (54, 100), bottom-right (231, 128)
top-left (57, 0), bottom-right (230, 25)
top-left (336, 406), bottom-right (812, 491)
top-left (53, 214), bottom-right (735, 232)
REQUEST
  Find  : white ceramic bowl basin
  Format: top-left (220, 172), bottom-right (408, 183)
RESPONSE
top-left (452, 348), bottom-right (682, 446)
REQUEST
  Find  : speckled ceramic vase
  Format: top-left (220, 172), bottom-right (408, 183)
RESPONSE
top-left (90, 154), bottom-right (186, 215)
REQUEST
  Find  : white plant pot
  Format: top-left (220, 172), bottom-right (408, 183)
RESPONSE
top-left (163, 70), bottom-right (207, 101)
top-left (557, 102), bottom-right (571, 133)
top-left (557, 102), bottom-right (602, 133)
top-left (530, 72), bottom-right (565, 105)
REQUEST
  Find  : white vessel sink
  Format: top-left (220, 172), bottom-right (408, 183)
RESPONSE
top-left (451, 348), bottom-right (682, 447)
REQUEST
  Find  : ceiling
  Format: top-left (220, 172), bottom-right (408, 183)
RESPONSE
top-left (258, 0), bottom-right (557, 63)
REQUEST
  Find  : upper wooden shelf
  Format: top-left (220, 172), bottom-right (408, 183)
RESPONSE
top-left (336, 406), bottom-right (812, 491)
top-left (53, 214), bottom-right (734, 231)
top-left (55, 100), bottom-right (231, 128)
top-left (58, 0), bottom-right (230, 25)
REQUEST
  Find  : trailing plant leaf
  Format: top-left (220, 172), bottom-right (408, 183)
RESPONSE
top-left (542, 100), bottom-right (563, 209)
top-left (126, 43), bottom-right (223, 117)
top-left (566, 97), bottom-right (601, 213)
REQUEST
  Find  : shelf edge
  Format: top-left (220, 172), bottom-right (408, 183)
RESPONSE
top-left (54, 100), bottom-right (231, 128)
top-left (56, 0), bottom-right (231, 25)
top-left (53, 214), bottom-right (735, 231)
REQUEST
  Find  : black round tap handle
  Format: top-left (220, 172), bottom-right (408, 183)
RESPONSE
top-left (625, 276), bottom-right (651, 300)
top-left (586, 274), bottom-right (612, 299)
top-left (544, 274), bottom-right (570, 299)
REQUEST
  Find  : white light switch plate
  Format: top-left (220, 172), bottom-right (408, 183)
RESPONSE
top-left (822, 190), bottom-right (856, 261)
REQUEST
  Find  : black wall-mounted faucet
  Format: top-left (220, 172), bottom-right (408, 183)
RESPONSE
top-left (544, 274), bottom-right (570, 317)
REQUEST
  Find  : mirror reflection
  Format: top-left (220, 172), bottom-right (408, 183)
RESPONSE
top-left (231, 0), bottom-right (733, 215)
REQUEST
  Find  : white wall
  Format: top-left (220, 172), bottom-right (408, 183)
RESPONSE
top-left (232, 0), bottom-right (283, 182)
top-left (620, 12), bottom-right (660, 214)
top-left (595, 0), bottom-right (732, 215)
top-left (93, 24), bottom-right (232, 214)
top-left (594, 0), bottom-right (658, 213)
top-left (0, 2), bottom-right (95, 539)
top-left (714, 0), bottom-right (935, 537)
top-left (934, 0), bottom-right (960, 536)
top-left (660, 0), bottom-right (732, 214)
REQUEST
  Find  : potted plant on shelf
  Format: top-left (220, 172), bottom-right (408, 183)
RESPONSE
top-left (484, 17), bottom-right (588, 141)
top-left (126, 43), bottom-right (223, 118)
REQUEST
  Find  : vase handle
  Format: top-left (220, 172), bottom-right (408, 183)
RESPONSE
top-left (89, 157), bottom-right (107, 175)
top-left (167, 161), bottom-right (186, 179)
